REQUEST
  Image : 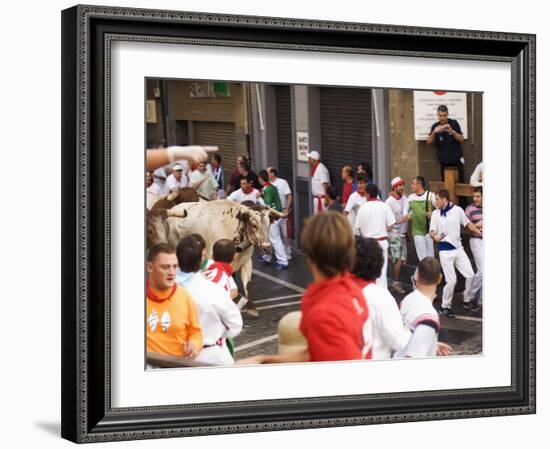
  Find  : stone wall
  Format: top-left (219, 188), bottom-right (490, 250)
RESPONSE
top-left (389, 89), bottom-right (483, 187)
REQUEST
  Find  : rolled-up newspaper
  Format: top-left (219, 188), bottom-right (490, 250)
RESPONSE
top-left (236, 296), bottom-right (249, 310)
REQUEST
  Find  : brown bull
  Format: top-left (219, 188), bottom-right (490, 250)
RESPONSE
top-left (149, 187), bottom-right (200, 210)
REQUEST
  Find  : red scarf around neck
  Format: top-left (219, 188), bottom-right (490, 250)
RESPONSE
top-left (310, 161), bottom-right (319, 177)
top-left (209, 261), bottom-right (234, 277)
top-left (390, 191), bottom-right (402, 200)
top-left (146, 279), bottom-right (177, 303)
top-left (242, 186), bottom-right (253, 195)
top-left (357, 190), bottom-right (367, 197)
top-left (367, 196), bottom-right (380, 202)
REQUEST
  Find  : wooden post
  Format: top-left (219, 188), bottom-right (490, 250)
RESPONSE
top-left (444, 167), bottom-right (458, 203)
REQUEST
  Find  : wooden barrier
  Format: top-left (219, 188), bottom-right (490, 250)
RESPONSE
top-left (146, 351), bottom-right (214, 368)
top-left (428, 167), bottom-right (474, 203)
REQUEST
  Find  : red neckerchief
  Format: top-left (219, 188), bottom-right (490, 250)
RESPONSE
top-left (209, 261), bottom-right (234, 277)
top-left (390, 191), bottom-right (402, 200)
top-left (310, 161), bottom-right (319, 177)
top-left (263, 181), bottom-right (273, 188)
top-left (357, 190), bottom-right (367, 197)
top-left (146, 279), bottom-right (177, 303)
top-left (350, 274), bottom-right (376, 290)
top-left (242, 186), bottom-right (253, 195)
top-left (367, 196), bottom-right (380, 202)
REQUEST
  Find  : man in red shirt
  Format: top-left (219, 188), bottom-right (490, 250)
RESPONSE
top-left (341, 165), bottom-right (355, 207)
top-left (237, 212), bottom-right (373, 364)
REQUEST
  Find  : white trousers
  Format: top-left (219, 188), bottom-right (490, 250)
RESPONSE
top-left (439, 247), bottom-right (475, 309)
top-left (413, 234), bottom-right (435, 261)
top-left (376, 239), bottom-right (389, 288)
top-left (268, 220), bottom-right (288, 265)
top-left (277, 217), bottom-right (289, 250)
top-left (468, 238), bottom-right (483, 303)
top-left (195, 342), bottom-right (234, 366)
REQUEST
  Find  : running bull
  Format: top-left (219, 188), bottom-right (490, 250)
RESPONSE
top-left (147, 199), bottom-right (286, 314)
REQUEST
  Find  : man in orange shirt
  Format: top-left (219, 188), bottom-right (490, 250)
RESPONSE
top-left (146, 243), bottom-right (203, 362)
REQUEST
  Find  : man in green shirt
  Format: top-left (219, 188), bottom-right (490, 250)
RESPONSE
top-left (407, 176), bottom-right (437, 262)
top-left (258, 170), bottom-right (288, 269)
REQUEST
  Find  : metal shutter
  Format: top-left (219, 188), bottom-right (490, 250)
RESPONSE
top-left (192, 121), bottom-right (236, 187)
top-left (146, 122), bottom-right (165, 148)
top-left (275, 85), bottom-right (293, 182)
top-left (319, 88), bottom-right (373, 191)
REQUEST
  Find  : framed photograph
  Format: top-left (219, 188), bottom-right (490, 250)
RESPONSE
top-left (61, 4), bottom-right (536, 443)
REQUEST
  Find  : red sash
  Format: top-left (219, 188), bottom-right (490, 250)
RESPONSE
top-left (316, 195), bottom-right (326, 212)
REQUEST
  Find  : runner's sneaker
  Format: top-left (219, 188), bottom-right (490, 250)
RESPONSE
top-left (438, 306), bottom-right (455, 318)
top-left (286, 247), bottom-right (292, 260)
top-left (256, 255), bottom-right (271, 264)
top-left (274, 263), bottom-right (289, 270)
top-left (470, 304), bottom-right (481, 312)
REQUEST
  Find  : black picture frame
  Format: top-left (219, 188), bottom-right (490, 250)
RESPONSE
top-left (61, 4), bottom-right (536, 443)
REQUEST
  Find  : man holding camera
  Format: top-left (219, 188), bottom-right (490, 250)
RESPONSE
top-left (427, 104), bottom-right (465, 182)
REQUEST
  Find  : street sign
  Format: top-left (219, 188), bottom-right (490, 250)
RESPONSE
top-left (413, 91), bottom-right (468, 140)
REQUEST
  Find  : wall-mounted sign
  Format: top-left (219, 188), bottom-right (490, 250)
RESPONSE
top-left (296, 131), bottom-right (309, 162)
top-left (413, 91), bottom-right (468, 140)
top-left (190, 81), bottom-right (231, 98)
top-left (146, 100), bottom-right (157, 123)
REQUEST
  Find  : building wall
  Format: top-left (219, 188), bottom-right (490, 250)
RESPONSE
top-left (162, 80), bottom-right (249, 176)
top-left (389, 90), bottom-right (483, 188)
top-left (145, 79), bottom-right (166, 148)
top-left (388, 90), bottom-right (420, 188)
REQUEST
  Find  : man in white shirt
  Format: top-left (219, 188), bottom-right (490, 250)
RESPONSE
top-left (355, 184), bottom-right (396, 288)
top-left (344, 172), bottom-right (368, 231)
top-left (268, 166), bottom-right (293, 260)
top-left (146, 171), bottom-right (162, 200)
top-left (164, 163), bottom-right (188, 193)
top-left (385, 177), bottom-right (410, 295)
top-left (227, 178), bottom-right (264, 205)
top-left (395, 257), bottom-right (444, 358)
top-left (351, 236), bottom-right (412, 359)
top-left (429, 189), bottom-right (482, 317)
top-left (470, 161), bottom-right (483, 187)
top-left (189, 161), bottom-right (218, 200)
top-left (176, 235), bottom-right (243, 366)
top-left (307, 150), bottom-right (330, 214)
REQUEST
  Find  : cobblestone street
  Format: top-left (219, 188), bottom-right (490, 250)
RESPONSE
top-left (233, 248), bottom-right (482, 361)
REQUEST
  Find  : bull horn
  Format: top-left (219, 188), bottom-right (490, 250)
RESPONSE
top-left (166, 191), bottom-right (179, 202)
top-left (166, 209), bottom-right (187, 218)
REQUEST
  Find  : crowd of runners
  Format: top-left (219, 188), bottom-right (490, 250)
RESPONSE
top-left (145, 103), bottom-right (484, 367)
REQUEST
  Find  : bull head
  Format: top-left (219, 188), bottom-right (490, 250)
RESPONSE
top-left (236, 206), bottom-right (272, 254)
top-left (146, 208), bottom-right (187, 248)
